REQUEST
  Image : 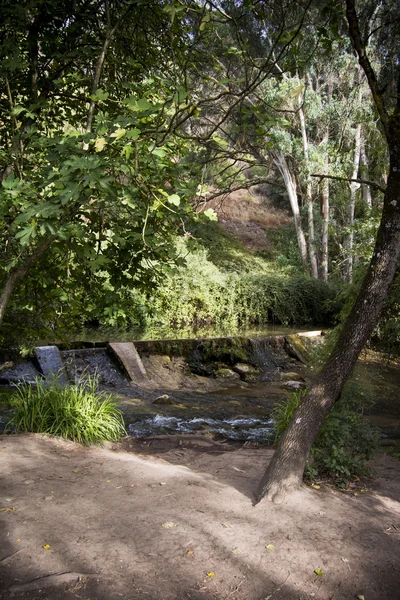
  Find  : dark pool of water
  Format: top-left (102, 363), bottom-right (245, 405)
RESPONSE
top-left (41, 323), bottom-right (321, 345)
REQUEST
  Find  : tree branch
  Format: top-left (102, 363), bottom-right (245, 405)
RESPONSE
top-left (345, 0), bottom-right (390, 138)
top-left (311, 173), bottom-right (386, 194)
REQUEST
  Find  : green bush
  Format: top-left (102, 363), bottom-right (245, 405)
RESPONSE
top-left (272, 381), bottom-right (379, 486)
top-left (7, 375), bottom-right (126, 445)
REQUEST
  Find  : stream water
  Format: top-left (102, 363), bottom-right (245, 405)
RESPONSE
top-left (1, 331), bottom-right (399, 448)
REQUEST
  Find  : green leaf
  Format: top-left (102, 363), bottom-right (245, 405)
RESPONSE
top-left (199, 13), bottom-right (211, 31)
top-left (203, 208), bottom-right (218, 221)
top-left (11, 105), bottom-right (27, 117)
top-left (167, 194), bottom-right (180, 206)
top-left (125, 128), bottom-right (141, 141)
top-left (314, 569), bottom-right (324, 576)
top-left (111, 128), bottom-right (127, 140)
top-left (151, 147), bottom-right (167, 158)
top-left (121, 144), bottom-right (133, 159)
top-left (95, 137), bottom-right (108, 152)
top-left (15, 225), bottom-right (36, 245)
top-left (91, 89), bottom-right (109, 101)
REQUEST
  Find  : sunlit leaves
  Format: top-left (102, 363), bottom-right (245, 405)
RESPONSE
top-left (95, 137), bottom-right (108, 152)
top-left (167, 194), bottom-right (180, 206)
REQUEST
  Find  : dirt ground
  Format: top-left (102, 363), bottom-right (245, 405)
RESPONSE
top-left (1, 434), bottom-right (399, 600)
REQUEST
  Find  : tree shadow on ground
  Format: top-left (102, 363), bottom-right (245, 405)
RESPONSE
top-left (1, 434), bottom-right (399, 600)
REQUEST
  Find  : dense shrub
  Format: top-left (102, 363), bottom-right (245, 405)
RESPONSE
top-left (7, 375), bottom-right (126, 445)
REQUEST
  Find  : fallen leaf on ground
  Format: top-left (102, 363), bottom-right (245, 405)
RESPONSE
top-left (312, 484), bottom-right (321, 489)
top-left (207, 572), bottom-right (216, 578)
top-left (162, 522), bottom-right (177, 529)
top-left (265, 544), bottom-right (275, 551)
top-left (221, 523), bottom-right (232, 528)
top-left (0, 507), bottom-right (16, 512)
top-left (314, 569), bottom-right (324, 576)
top-left (186, 550), bottom-right (194, 556)
top-left (231, 548), bottom-right (241, 555)
top-left (16, 539), bottom-right (21, 543)
top-left (42, 545), bottom-right (51, 550)
top-left (357, 596), bottom-right (365, 600)
top-left (73, 469), bottom-right (79, 473)
top-left (160, 482), bottom-right (166, 486)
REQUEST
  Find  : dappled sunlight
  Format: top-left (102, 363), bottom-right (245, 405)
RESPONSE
top-left (1, 434), bottom-right (399, 599)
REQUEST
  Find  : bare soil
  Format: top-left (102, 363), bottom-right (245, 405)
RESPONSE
top-left (1, 433), bottom-right (399, 600)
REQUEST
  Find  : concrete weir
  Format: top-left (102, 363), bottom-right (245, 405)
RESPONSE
top-left (108, 342), bottom-right (148, 383)
top-left (34, 345), bottom-right (69, 385)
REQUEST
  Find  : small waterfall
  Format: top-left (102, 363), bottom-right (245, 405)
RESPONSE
top-left (247, 337), bottom-right (288, 375)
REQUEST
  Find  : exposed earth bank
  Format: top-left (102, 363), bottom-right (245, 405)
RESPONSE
top-left (1, 434), bottom-right (399, 600)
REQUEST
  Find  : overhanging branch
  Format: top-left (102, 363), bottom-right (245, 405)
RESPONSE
top-left (311, 173), bottom-right (386, 194)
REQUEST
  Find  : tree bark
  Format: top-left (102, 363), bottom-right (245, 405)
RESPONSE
top-left (343, 122), bottom-right (361, 283)
top-left (257, 138), bottom-right (400, 502)
top-left (0, 238), bottom-right (55, 327)
top-left (360, 130), bottom-right (373, 209)
top-left (273, 153), bottom-right (308, 270)
top-left (299, 104), bottom-right (318, 279)
top-left (256, 0), bottom-right (400, 504)
top-left (320, 165), bottom-right (329, 283)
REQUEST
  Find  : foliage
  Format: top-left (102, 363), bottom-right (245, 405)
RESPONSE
top-left (272, 380), bottom-right (379, 486)
top-left (7, 375), bottom-right (126, 444)
top-left (0, 220), bottom-right (339, 345)
top-left (115, 243), bottom-right (337, 331)
top-left (271, 390), bottom-right (306, 443)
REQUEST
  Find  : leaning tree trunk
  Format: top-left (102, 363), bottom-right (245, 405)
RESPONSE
top-left (257, 0), bottom-right (400, 503)
top-left (0, 238), bottom-right (54, 327)
top-left (257, 133), bottom-right (400, 502)
top-left (273, 153), bottom-right (308, 270)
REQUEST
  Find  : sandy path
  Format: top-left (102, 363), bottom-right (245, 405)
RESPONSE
top-left (1, 434), bottom-right (399, 600)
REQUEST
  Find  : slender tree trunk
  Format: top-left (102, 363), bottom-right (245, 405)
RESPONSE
top-left (344, 122), bottom-right (362, 283)
top-left (257, 0), bottom-right (400, 503)
top-left (299, 104), bottom-right (318, 278)
top-left (320, 167), bottom-right (330, 283)
top-left (0, 238), bottom-right (55, 327)
top-left (273, 153), bottom-right (308, 270)
top-left (360, 130), bottom-right (373, 209)
top-left (307, 194), bottom-right (318, 278)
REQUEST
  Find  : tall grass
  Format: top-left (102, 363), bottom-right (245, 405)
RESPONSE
top-left (8, 375), bottom-right (126, 445)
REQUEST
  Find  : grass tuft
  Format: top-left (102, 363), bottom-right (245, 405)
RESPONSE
top-left (7, 374), bottom-right (126, 445)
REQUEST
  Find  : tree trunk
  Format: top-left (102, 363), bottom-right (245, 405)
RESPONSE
top-left (299, 104), bottom-right (318, 279)
top-left (360, 130), bottom-right (373, 209)
top-left (320, 170), bottom-right (329, 283)
top-left (257, 114), bottom-right (400, 505)
top-left (307, 195), bottom-right (318, 278)
top-left (344, 122), bottom-right (361, 283)
top-left (273, 153), bottom-right (308, 270)
top-left (0, 238), bottom-right (54, 327)
top-left (257, 0), bottom-right (400, 501)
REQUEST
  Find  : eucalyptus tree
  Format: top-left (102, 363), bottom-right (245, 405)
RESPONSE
top-left (257, 0), bottom-right (400, 503)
